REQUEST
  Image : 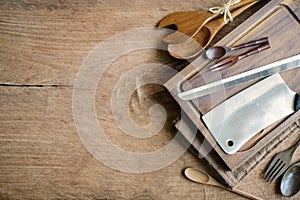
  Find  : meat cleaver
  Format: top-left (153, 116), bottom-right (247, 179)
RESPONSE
top-left (202, 74), bottom-right (300, 154)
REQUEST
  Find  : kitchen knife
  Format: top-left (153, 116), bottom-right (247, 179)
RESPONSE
top-left (178, 54), bottom-right (300, 101)
top-left (202, 74), bottom-right (300, 154)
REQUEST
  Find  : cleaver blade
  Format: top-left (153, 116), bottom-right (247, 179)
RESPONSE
top-left (202, 74), bottom-right (300, 154)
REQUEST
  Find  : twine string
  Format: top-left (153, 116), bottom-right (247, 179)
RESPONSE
top-left (208, 0), bottom-right (241, 22)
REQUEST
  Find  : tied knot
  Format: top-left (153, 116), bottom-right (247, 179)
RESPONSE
top-left (208, 0), bottom-right (241, 22)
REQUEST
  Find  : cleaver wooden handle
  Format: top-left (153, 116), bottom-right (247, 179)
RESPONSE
top-left (295, 94), bottom-right (300, 111)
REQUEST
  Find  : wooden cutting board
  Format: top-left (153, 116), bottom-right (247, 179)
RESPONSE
top-left (164, 0), bottom-right (300, 187)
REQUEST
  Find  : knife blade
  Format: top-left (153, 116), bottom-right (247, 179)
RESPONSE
top-left (202, 74), bottom-right (298, 154)
top-left (178, 54), bottom-right (300, 101)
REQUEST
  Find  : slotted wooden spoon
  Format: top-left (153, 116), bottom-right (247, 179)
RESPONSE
top-left (168, 1), bottom-right (258, 59)
top-left (158, 0), bottom-right (260, 44)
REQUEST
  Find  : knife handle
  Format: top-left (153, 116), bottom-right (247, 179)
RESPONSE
top-left (295, 94), bottom-right (300, 111)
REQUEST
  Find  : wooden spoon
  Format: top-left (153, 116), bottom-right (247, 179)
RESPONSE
top-left (158, 0), bottom-right (260, 44)
top-left (206, 37), bottom-right (268, 60)
top-left (210, 42), bottom-right (270, 71)
top-left (168, 1), bottom-right (258, 59)
top-left (184, 168), bottom-right (263, 200)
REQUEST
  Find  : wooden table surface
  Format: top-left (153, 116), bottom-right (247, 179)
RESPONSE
top-left (1, 0), bottom-right (300, 199)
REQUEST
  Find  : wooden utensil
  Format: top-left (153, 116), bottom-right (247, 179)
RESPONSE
top-left (158, 0), bottom-right (260, 44)
top-left (167, 1), bottom-right (258, 59)
top-left (184, 168), bottom-right (263, 199)
top-left (158, 11), bottom-right (215, 44)
top-left (206, 37), bottom-right (268, 60)
top-left (209, 42), bottom-right (270, 71)
top-left (184, 168), bottom-right (263, 200)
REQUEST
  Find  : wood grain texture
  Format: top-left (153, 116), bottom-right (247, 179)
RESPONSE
top-left (1, 0), bottom-right (300, 199)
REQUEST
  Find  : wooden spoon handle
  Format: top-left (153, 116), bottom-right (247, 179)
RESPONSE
top-left (203, 0), bottom-right (260, 47)
top-left (190, 0), bottom-right (261, 38)
top-left (231, 37), bottom-right (269, 51)
top-left (232, 188), bottom-right (264, 200)
top-left (230, 0), bottom-right (263, 10)
top-left (238, 42), bottom-right (270, 60)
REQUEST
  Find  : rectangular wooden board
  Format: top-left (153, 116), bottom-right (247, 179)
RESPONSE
top-left (164, 0), bottom-right (300, 185)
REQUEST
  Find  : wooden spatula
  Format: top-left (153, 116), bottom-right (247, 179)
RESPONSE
top-left (158, 0), bottom-right (260, 44)
top-left (167, 0), bottom-right (259, 59)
